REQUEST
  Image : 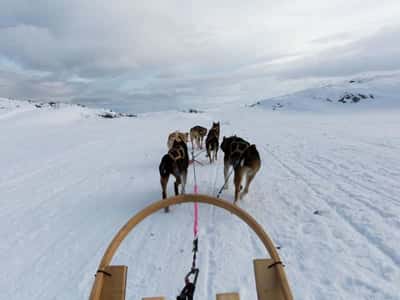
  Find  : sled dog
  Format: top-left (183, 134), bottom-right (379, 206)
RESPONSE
top-left (190, 125), bottom-right (207, 149)
top-left (159, 140), bottom-right (189, 212)
top-left (167, 131), bottom-right (189, 149)
top-left (220, 135), bottom-right (261, 202)
top-left (205, 122), bottom-right (220, 163)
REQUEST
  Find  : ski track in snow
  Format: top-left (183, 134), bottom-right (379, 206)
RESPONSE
top-left (1, 96), bottom-right (400, 300)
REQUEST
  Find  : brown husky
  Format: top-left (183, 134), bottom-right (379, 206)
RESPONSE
top-left (167, 131), bottom-right (189, 149)
top-left (159, 140), bottom-right (189, 212)
top-left (190, 125), bottom-right (207, 149)
top-left (220, 135), bottom-right (261, 203)
top-left (205, 122), bottom-right (220, 163)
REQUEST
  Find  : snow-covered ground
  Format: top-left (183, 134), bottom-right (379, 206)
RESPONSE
top-left (1, 75), bottom-right (400, 300)
top-left (251, 72), bottom-right (400, 112)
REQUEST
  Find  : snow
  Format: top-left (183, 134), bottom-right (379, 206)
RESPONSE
top-left (1, 75), bottom-right (400, 300)
top-left (252, 72), bottom-right (400, 112)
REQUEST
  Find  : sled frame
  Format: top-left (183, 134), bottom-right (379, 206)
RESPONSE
top-left (89, 194), bottom-right (293, 300)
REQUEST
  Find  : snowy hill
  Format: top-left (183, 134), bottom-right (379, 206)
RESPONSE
top-left (1, 94), bottom-right (399, 299)
top-left (249, 73), bottom-right (400, 112)
top-left (0, 97), bottom-right (137, 120)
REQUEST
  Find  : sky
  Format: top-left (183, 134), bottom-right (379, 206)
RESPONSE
top-left (1, 0), bottom-right (400, 112)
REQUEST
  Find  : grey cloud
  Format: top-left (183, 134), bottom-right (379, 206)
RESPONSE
top-left (277, 26), bottom-right (400, 79)
top-left (0, 0), bottom-right (294, 77)
top-left (310, 32), bottom-right (354, 45)
top-left (1, 1), bottom-right (400, 111)
top-left (0, 69), bottom-right (86, 100)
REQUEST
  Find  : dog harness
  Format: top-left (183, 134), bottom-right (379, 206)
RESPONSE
top-left (230, 140), bottom-right (250, 158)
top-left (168, 145), bottom-right (186, 161)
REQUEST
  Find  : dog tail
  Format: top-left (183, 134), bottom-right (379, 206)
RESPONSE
top-left (159, 154), bottom-right (171, 177)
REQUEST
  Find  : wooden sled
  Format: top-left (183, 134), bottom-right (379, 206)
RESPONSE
top-left (89, 194), bottom-right (293, 300)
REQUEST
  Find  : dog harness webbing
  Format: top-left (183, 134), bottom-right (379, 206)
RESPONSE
top-left (168, 145), bottom-right (185, 161)
top-left (177, 148), bottom-right (200, 300)
top-left (230, 140), bottom-right (250, 160)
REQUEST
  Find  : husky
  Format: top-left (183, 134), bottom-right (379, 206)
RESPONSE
top-left (205, 122), bottom-right (220, 163)
top-left (220, 135), bottom-right (261, 203)
top-left (190, 125), bottom-right (208, 149)
top-left (159, 140), bottom-right (189, 212)
top-left (167, 131), bottom-right (189, 149)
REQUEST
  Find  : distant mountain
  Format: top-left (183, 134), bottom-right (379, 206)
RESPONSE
top-left (249, 73), bottom-right (400, 112)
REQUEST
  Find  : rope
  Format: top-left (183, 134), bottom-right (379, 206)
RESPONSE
top-left (189, 149), bottom-right (206, 166)
top-left (215, 156), bottom-right (243, 199)
top-left (193, 149), bottom-right (206, 159)
top-left (216, 166), bottom-right (235, 198)
top-left (176, 148), bottom-right (200, 300)
top-left (191, 148), bottom-right (199, 237)
top-left (96, 269), bottom-right (112, 277)
top-left (268, 261), bottom-right (284, 268)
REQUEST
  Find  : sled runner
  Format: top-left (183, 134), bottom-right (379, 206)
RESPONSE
top-left (88, 194), bottom-right (293, 300)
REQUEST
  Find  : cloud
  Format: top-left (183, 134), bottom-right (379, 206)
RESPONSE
top-left (1, 0), bottom-right (400, 111)
top-left (0, 71), bottom-right (74, 100)
top-left (276, 26), bottom-right (400, 79)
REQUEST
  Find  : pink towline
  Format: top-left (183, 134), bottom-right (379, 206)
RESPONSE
top-left (193, 184), bottom-right (199, 237)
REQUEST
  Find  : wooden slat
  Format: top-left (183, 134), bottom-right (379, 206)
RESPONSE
top-left (142, 297), bottom-right (165, 300)
top-left (254, 259), bottom-right (285, 300)
top-left (216, 292), bottom-right (240, 300)
top-left (99, 265), bottom-right (127, 300)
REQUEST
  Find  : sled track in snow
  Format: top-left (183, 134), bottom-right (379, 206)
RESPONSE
top-left (311, 153), bottom-right (400, 206)
top-left (301, 157), bottom-right (400, 221)
top-left (260, 144), bottom-right (400, 268)
top-left (293, 157), bottom-right (400, 268)
top-left (0, 139), bottom-right (103, 191)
